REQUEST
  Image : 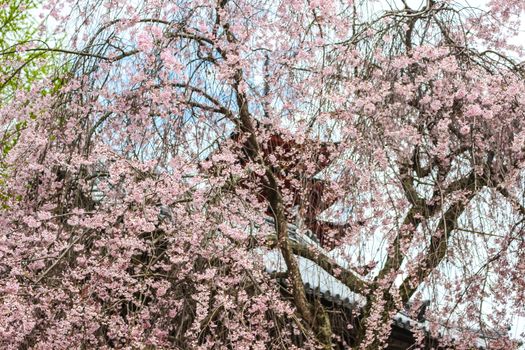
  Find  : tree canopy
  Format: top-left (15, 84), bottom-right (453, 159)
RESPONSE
top-left (1, 0), bottom-right (525, 349)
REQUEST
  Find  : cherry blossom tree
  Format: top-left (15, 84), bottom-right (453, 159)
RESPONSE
top-left (1, 0), bottom-right (525, 349)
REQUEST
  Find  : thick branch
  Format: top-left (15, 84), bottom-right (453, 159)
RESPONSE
top-left (398, 172), bottom-right (482, 304)
top-left (218, 2), bottom-right (331, 345)
top-left (289, 240), bottom-right (369, 295)
top-left (375, 165), bottom-right (429, 282)
top-left (398, 199), bottom-right (465, 304)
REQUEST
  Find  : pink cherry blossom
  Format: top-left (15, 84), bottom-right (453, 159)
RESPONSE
top-left (1, 0), bottom-right (525, 349)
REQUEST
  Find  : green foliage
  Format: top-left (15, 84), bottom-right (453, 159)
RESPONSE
top-left (0, 0), bottom-right (67, 206)
top-left (0, 0), bottom-right (58, 97)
